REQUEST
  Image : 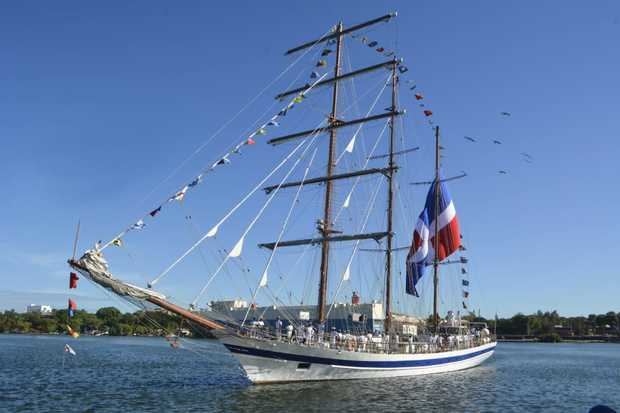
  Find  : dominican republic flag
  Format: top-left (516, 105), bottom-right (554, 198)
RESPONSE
top-left (67, 299), bottom-right (77, 318)
top-left (406, 178), bottom-right (461, 296)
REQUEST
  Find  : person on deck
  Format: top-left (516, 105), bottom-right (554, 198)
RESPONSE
top-left (297, 324), bottom-right (305, 344)
top-left (317, 323), bottom-right (325, 344)
top-left (330, 327), bottom-right (337, 349)
top-left (359, 334), bottom-right (368, 352)
top-left (275, 317), bottom-right (283, 341)
top-left (286, 323), bottom-right (294, 343)
top-left (382, 333), bottom-right (389, 353)
top-left (306, 324), bottom-right (315, 345)
top-left (257, 317), bottom-right (265, 338)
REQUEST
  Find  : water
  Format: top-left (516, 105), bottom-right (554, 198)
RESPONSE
top-left (0, 335), bottom-right (618, 412)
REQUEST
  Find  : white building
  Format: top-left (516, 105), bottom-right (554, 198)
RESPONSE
top-left (26, 304), bottom-right (53, 315)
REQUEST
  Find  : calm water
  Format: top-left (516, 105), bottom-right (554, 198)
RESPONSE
top-left (0, 335), bottom-right (618, 412)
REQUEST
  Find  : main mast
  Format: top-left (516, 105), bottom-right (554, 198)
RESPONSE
top-left (317, 21), bottom-right (343, 324)
top-left (433, 126), bottom-right (441, 332)
top-left (265, 12), bottom-right (400, 326)
top-left (384, 63), bottom-right (398, 333)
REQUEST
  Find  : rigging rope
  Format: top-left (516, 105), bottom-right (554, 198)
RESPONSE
top-left (335, 73), bottom-right (391, 165)
top-left (325, 177), bottom-right (383, 319)
top-left (333, 119), bottom-right (390, 224)
top-left (133, 26), bottom-right (335, 210)
top-left (100, 72), bottom-right (329, 252)
top-left (190, 135), bottom-right (320, 307)
top-left (241, 146), bottom-right (319, 327)
top-left (149, 132), bottom-right (318, 288)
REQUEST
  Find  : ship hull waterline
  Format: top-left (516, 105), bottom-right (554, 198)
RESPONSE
top-left (218, 335), bottom-right (496, 383)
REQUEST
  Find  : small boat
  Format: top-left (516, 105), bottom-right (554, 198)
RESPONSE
top-left (68, 11), bottom-right (495, 384)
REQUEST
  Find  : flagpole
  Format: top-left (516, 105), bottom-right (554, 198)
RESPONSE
top-left (433, 126), bottom-right (440, 334)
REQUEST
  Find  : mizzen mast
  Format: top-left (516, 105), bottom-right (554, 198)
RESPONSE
top-left (384, 63), bottom-right (398, 333)
top-left (433, 126), bottom-right (441, 333)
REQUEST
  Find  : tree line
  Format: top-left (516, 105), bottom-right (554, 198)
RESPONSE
top-left (0, 307), bottom-right (185, 336)
top-left (468, 310), bottom-right (620, 336)
top-left (1, 307), bottom-right (618, 337)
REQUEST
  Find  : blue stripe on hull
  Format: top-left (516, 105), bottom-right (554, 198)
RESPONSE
top-left (224, 343), bottom-right (495, 369)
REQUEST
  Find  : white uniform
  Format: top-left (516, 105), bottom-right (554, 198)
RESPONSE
top-left (306, 326), bottom-right (315, 345)
top-left (275, 319), bottom-right (283, 340)
top-left (330, 330), bottom-right (337, 348)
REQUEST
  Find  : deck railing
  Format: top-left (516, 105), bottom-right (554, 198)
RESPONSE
top-left (237, 326), bottom-right (495, 355)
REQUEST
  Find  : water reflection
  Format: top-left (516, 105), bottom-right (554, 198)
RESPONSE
top-left (1, 336), bottom-right (618, 412)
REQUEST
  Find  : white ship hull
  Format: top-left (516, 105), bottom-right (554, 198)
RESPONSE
top-left (219, 335), bottom-right (496, 383)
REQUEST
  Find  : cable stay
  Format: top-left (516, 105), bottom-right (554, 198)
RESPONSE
top-left (335, 73), bottom-right (392, 165)
top-left (333, 120), bottom-right (390, 224)
top-left (148, 124), bottom-right (324, 288)
top-left (325, 178), bottom-right (383, 320)
top-left (241, 147), bottom-right (319, 327)
top-left (190, 137), bottom-right (319, 308)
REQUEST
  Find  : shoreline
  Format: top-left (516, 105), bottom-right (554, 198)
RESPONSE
top-left (498, 338), bottom-right (618, 344)
top-left (3, 332), bottom-right (618, 344)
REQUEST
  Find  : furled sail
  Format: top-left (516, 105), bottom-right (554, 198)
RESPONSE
top-left (68, 250), bottom-right (224, 330)
top-left (69, 250), bottom-right (166, 302)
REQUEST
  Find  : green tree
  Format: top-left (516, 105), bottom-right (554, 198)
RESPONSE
top-left (96, 307), bottom-right (121, 324)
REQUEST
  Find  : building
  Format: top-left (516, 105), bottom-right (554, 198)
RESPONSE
top-left (552, 324), bottom-right (573, 337)
top-left (210, 299), bottom-right (248, 312)
top-left (26, 304), bottom-right (53, 315)
top-left (206, 299), bottom-right (424, 335)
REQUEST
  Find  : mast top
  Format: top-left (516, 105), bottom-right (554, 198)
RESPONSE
top-left (285, 12), bottom-right (398, 55)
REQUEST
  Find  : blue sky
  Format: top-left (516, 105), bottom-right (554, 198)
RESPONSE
top-left (1, 1), bottom-right (619, 318)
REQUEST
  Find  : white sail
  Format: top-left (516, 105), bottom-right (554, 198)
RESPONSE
top-left (344, 135), bottom-right (356, 153)
top-left (206, 224), bottom-right (219, 237)
top-left (343, 192), bottom-right (352, 208)
top-left (342, 264), bottom-right (351, 281)
top-left (259, 271), bottom-right (268, 287)
top-left (229, 236), bottom-right (244, 258)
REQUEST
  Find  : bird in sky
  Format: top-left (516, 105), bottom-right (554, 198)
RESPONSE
top-left (500, 112), bottom-right (511, 116)
top-left (464, 136), bottom-right (476, 142)
top-left (498, 170), bottom-right (508, 174)
top-left (493, 139), bottom-right (502, 145)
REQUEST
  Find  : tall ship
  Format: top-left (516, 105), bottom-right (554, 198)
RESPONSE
top-left (68, 12), bottom-right (496, 383)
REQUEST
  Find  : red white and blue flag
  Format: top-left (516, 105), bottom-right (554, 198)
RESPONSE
top-left (406, 178), bottom-right (461, 296)
top-left (67, 299), bottom-right (77, 318)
